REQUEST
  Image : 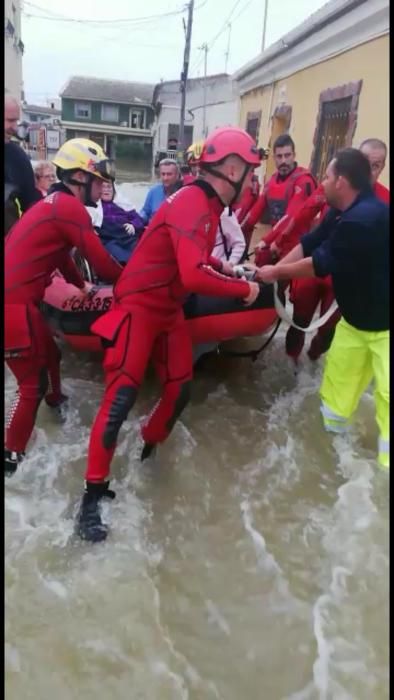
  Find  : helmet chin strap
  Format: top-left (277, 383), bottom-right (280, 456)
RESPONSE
top-left (63, 172), bottom-right (98, 207)
top-left (202, 163), bottom-right (252, 207)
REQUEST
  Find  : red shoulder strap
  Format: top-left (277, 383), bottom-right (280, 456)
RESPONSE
top-left (284, 168), bottom-right (317, 200)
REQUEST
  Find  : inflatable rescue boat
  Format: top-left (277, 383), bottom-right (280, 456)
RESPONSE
top-left (42, 274), bottom-right (279, 354)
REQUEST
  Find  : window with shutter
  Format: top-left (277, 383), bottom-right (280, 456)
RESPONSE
top-left (310, 81), bottom-right (363, 181)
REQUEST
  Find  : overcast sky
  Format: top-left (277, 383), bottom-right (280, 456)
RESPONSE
top-left (22, 0), bottom-right (329, 104)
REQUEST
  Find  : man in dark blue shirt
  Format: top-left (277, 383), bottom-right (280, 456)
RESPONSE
top-left (255, 148), bottom-right (389, 468)
top-left (4, 95), bottom-right (41, 233)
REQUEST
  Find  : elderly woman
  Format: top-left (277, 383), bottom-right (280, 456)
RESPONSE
top-left (88, 180), bottom-right (145, 265)
top-left (33, 160), bottom-right (56, 197)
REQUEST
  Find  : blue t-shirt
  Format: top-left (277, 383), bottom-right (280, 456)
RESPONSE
top-left (301, 189), bottom-right (389, 332)
top-left (139, 183), bottom-right (167, 224)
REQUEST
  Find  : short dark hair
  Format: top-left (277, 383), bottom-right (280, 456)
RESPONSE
top-left (359, 138), bottom-right (387, 156)
top-left (332, 148), bottom-right (372, 191)
top-left (273, 134), bottom-right (295, 152)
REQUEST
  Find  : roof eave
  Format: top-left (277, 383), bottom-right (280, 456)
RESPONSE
top-left (233, 0), bottom-right (369, 82)
top-left (60, 95), bottom-right (153, 108)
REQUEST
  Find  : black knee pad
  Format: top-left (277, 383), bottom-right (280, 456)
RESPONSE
top-left (166, 381), bottom-right (192, 434)
top-left (103, 385), bottom-right (138, 449)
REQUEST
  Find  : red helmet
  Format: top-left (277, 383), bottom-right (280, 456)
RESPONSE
top-left (199, 127), bottom-right (261, 167)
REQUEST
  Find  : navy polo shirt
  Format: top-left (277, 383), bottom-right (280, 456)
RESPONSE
top-left (301, 189), bottom-right (389, 331)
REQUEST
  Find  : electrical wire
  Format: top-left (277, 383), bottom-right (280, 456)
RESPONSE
top-left (22, 2), bottom-right (187, 26)
top-left (190, 0), bottom-right (254, 75)
top-left (190, 0), bottom-right (244, 73)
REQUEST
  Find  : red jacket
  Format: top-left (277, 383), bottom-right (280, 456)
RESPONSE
top-left (374, 180), bottom-right (390, 204)
top-left (234, 177), bottom-right (259, 225)
top-left (182, 173), bottom-right (196, 185)
top-left (266, 179), bottom-right (390, 259)
top-left (241, 166), bottom-right (317, 242)
top-left (5, 187), bottom-right (122, 305)
top-left (114, 180), bottom-right (250, 314)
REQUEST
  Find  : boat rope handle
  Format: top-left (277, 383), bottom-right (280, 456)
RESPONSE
top-left (273, 281), bottom-right (338, 333)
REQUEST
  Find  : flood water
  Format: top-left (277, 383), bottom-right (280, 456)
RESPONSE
top-left (5, 181), bottom-right (389, 700)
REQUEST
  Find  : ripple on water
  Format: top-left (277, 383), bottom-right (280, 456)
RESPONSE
top-left (5, 329), bottom-right (389, 700)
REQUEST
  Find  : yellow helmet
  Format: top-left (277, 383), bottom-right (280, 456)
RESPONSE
top-left (186, 140), bottom-right (204, 165)
top-left (52, 138), bottom-right (115, 181)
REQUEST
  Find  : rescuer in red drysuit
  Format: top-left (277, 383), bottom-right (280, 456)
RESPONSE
top-left (270, 138), bottom-right (390, 362)
top-left (77, 127), bottom-right (262, 543)
top-left (240, 134), bottom-right (317, 252)
top-left (4, 138), bottom-right (122, 476)
top-left (233, 172), bottom-right (260, 230)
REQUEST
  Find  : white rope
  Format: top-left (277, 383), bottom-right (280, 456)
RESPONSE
top-left (273, 281), bottom-right (338, 334)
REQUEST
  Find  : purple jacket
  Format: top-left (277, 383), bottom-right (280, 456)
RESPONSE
top-left (102, 201), bottom-right (145, 232)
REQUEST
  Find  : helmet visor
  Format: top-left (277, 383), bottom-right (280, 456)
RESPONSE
top-left (92, 158), bottom-right (116, 181)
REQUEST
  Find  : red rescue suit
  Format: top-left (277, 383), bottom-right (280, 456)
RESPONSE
top-left (374, 180), bottom-right (390, 204)
top-left (5, 186), bottom-right (122, 453)
top-left (182, 173), bottom-right (196, 185)
top-left (86, 180), bottom-right (251, 482)
top-left (233, 175), bottom-right (259, 228)
top-left (285, 180), bottom-right (390, 361)
top-left (243, 165), bottom-right (317, 250)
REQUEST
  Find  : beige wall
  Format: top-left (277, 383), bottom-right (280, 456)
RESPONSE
top-left (239, 35), bottom-right (389, 187)
top-left (5, 0), bottom-right (23, 100)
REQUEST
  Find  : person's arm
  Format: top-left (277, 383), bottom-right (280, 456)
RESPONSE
top-left (273, 184), bottom-right (327, 251)
top-left (276, 243), bottom-right (304, 265)
top-left (240, 189), bottom-right (267, 235)
top-left (166, 205), bottom-right (253, 299)
top-left (257, 231), bottom-right (336, 283)
top-left (263, 257), bottom-right (315, 282)
top-left (255, 213), bottom-right (338, 283)
top-left (225, 216), bottom-right (246, 264)
top-left (128, 209), bottom-right (145, 231)
top-left (56, 198), bottom-right (122, 283)
top-left (57, 254), bottom-right (85, 289)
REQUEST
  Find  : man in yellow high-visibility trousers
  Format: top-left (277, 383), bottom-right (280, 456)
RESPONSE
top-left (254, 147), bottom-right (389, 469)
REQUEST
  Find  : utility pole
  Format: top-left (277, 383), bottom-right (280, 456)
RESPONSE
top-left (178, 0), bottom-right (195, 155)
top-left (261, 0), bottom-right (269, 52)
top-left (224, 22), bottom-right (232, 73)
top-left (200, 42), bottom-right (208, 138)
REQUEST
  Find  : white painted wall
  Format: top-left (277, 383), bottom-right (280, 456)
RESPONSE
top-left (5, 0), bottom-right (23, 100)
top-left (153, 75), bottom-right (239, 153)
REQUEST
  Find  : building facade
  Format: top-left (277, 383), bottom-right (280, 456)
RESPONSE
top-left (60, 76), bottom-right (155, 165)
top-left (5, 0), bottom-right (24, 100)
top-left (234, 0), bottom-right (389, 186)
top-left (152, 74), bottom-right (238, 164)
top-left (22, 103), bottom-right (62, 125)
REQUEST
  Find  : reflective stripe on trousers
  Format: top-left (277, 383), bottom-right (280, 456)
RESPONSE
top-left (320, 401), bottom-right (350, 434)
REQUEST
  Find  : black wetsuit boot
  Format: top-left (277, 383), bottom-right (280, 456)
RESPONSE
top-left (77, 481), bottom-right (116, 543)
top-left (5, 449), bottom-right (24, 477)
top-left (141, 442), bottom-right (157, 461)
top-left (45, 393), bottom-right (69, 423)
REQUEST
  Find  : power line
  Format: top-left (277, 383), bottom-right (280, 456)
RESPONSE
top-left (190, 0), bottom-right (253, 75)
top-left (22, 4), bottom-right (187, 26)
top-left (23, 0), bottom-right (209, 24)
top-left (190, 0), bottom-right (244, 74)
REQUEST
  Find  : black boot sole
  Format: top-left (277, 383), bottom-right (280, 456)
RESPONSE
top-left (77, 524), bottom-right (108, 543)
top-left (141, 443), bottom-right (157, 462)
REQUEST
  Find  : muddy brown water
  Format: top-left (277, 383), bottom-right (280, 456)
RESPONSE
top-left (5, 182), bottom-right (389, 700)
